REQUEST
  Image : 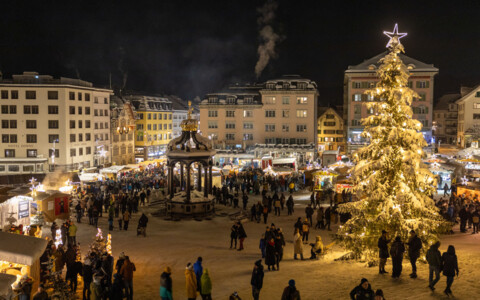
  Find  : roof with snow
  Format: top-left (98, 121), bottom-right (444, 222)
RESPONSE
top-left (346, 52), bottom-right (438, 73)
top-left (0, 232), bottom-right (48, 265)
top-left (434, 93), bottom-right (461, 110)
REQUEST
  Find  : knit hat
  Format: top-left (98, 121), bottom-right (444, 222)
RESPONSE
top-left (360, 278), bottom-right (368, 284)
top-left (164, 266), bottom-right (172, 274)
top-left (288, 279), bottom-right (295, 287)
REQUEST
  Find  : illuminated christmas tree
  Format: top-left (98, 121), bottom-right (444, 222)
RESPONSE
top-left (336, 24), bottom-right (451, 261)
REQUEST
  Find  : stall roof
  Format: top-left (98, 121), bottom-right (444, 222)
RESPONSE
top-left (0, 232), bottom-right (48, 265)
top-left (272, 157), bottom-right (296, 164)
top-left (0, 273), bottom-right (16, 296)
top-left (100, 165), bottom-right (129, 174)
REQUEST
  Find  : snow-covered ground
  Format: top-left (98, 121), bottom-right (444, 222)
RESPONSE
top-left (66, 192), bottom-right (480, 299)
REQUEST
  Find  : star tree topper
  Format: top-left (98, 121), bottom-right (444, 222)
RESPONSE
top-left (383, 23), bottom-right (407, 48)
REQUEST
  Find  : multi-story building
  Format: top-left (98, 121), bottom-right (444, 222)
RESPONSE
top-left (317, 107), bottom-right (344, 152)
top-left (169, 95), bottom-right (189, 138)
top-left (0, 72), bottom-right (112, 177)
top-left (110, 96), bottom-right (137, 165)
top-left (344, 53), bottom-right (438, 153)
top-left (456, 86), bottom-right (480, 148)
top-left (127, 95), bottom-right (172, 162)
top-left (199, 75), bottom-right (318, 164)
top-left (433, 93), bottom-right (460, 145)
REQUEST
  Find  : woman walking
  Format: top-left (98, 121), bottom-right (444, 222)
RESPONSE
top-left (442, 245), bottom-right (459, 296)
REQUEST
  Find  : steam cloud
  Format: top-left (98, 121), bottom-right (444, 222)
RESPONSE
top-left (255, 0), bottom-right (282, 79)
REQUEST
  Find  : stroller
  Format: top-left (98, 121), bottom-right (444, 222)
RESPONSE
top-left (137, 226), bottom-right (146, 237)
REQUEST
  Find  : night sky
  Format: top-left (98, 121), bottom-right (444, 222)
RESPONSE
top-left (1, 0), bottom-right (479, 105)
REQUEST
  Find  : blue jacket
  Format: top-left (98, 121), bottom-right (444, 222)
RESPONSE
top-left (193, 261), bottom-right (203, 289)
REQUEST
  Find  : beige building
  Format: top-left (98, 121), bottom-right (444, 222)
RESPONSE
top-left (199, 75), bottom-right (318, 154)
top-left (317, 107), bottom-right (344, 152)
top-left (344, 53), bottom-right (438, 153)
top-left (0, 72), bottom-right (112, 176)
top-left (110, 96), bottom-right (137, 165)
top-left (456, 86), bottom-right (480, 148)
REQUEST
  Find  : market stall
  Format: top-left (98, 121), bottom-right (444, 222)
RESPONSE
top-left (35, 191), bottom-right (70, 223)
top-left (100, 165), bottom-right (131, 180)
top-left (0, 232), bottom-right (48, 295)
top-left (336, 178), bottom-right (354, 193)
top-left (0, 195), bottom-right (33, 231)
top-left (0, 273), bottom-right (16, 300)
top-left (312, 170), bottom-right (338, 191)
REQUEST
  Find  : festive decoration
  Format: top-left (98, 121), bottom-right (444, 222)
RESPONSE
top-left (461, 176), bottom-right (469, 186)
top-left (106, 234), bottom-right (112, 255)
top-left (54, 229), bottom-right (62, 248)
top-left (336, 24), bottom-right (451, 261)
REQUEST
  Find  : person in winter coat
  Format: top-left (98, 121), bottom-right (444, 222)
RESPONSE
top-left (275, 229), bottom-right (285, 268)
top-left (160, 267), bottom-right (173, 300)
top-left (349, 278), bottom-right (374, 300)
top-left (200, 268), bottom-right (212, 300)
top-left (374, 289), bottom-right (385, 300)
top-left (82, 258), bottom-right (93, 300)
top-left (315, 207), bottom-right (324, 229)
top-left (90, 275), bottom-right (103, 300)
top-left (16, 275), bottom-right (33, 300)
top-left (193, 257), bottom-right (203, 292)
top-left (123, 210), bottom-right (130, 230)
top-left (301, 219), bottom-right (310, 243)
top-left (442, 245), bottom-right (459, 295)
top-left (324, 207), bottom-right (332, 231)
top-left (137, 213), bottom-right (149, 236)
top-left (293, 229), bottom-right (304, 260)
top-left (406, 230), bottom-right (422, 278)
top-left (110, 274), bottom-right (124, 300)
top-left (265, 238), bottom-right (277, 271)
top-left (377, 230), bottom-right (390, 274)
top-left (32, 284), bottom-right (48, 300)
top-left (68, 221), bottom-right (77, 247)
top-left (390, 236), bottom-right (405, 278)
top-left (230, 223), bottom-right (238, 249)
top-left (286, 194), bottom-right (294, 215)
top-left (281, 279), bottom-right (301, 300)
top-left (119, 256), bottom-right (136, 300)
top-left (250, 260), bottom-right (264, 300)
top-left (472, 209), bottom-right (480, 234)
top-left (310, 236), bottom-right (324, 259)
top-left (237, 221), bottom-right (247, 251)
top-left (426, 241), bottom-right (442, 291)
top-left (185, 263), bottom-right (198, 300)
top-left (53, 245), bottom-right (65, 273)
top-left (259, 234), bottom-right (266, 258)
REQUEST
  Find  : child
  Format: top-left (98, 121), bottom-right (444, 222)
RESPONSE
top-left (259, 234), bottom-right (266, 258)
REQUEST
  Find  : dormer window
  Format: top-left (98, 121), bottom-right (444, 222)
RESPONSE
top-left (226, 97), bottom-right (236, 104)
top-left (244, 97), bottom-right (253, 104)
top-left (208, 97), bottom-right (218, 104)
top-left (298, 82), bottom-right (307, 89)
top-left (266, 83), bottom-right (275, 89)
top-left (368, 64), bottom-right (376, 70)
top-left (282, 82), bottom-right (289, 89)
top-left (407, 64), bottom-right (416, 70)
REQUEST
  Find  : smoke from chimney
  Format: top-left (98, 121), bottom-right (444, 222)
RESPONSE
top-left (254, 0), bottom-right (283, 79)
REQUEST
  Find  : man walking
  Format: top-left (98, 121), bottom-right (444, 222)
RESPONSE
top-left (426, 241), bottom-right (442, 291)
top-left (377, 230), bottom-right (390, 274)
top-left (250, 260), bottom-right (264, 300)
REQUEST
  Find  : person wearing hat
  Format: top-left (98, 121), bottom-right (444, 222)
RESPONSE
top-left (281, 279), bottom-right (301, 300)
top-left (378, 230), bottom-right (391, 274)
top-left (200, 268), bottom-right (212, 300)
top-left (250, 260), bottom-right (264, 300)
top-left (185, 263), bottom-right (197, 300)
top-left (32, 284), bottom-right (48, 300)
top-left (119, 256), bottom-right (136, 300)
top-left (349, 278), bottom-right (374, 300)
top-left (406, 230), bottom-right (422, 278)
top-left (160, 266), bottom-right (173, 300)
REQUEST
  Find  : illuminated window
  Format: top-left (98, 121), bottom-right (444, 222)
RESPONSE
top-left (297, 97), bottom-right (307, 104)
top-left (296, 110), bottom-right (307, 118)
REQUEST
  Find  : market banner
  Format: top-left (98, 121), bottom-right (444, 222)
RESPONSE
top-left (18, 200), bottom-right (30, 219)
top-left (54, 196), bottom-right (68, 215)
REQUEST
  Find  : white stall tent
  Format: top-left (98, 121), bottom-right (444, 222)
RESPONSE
top-left (0, 273), bottom-right (16, 299)
top-left (0, 232), bottom-right (48, 266)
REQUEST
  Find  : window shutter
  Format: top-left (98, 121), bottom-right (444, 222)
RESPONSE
top-left (352, 82), bottom-right (355, 88)
top-left (415, 81), bottom-right (419, 88)
top-left (426, 107), bottom-right (429, 114)
top-left (426, 81), bottom-right (430, 88)
top-left (352, 94), bottom-right (355, 102)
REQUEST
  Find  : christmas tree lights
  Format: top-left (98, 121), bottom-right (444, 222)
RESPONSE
top-left (336, 24), bottom-right (451, 261)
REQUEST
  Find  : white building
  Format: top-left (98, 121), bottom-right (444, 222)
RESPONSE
top-left (456, 86), bottom-right (480, 148)
top-left (0, 72), bottom-right (112, 176)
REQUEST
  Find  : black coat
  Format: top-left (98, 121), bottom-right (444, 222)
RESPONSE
top-left (237, 224), bottom-right (247, 239)
top-left (349, 284), bottom-right (374, 300)
top-left (251, 266), bottom-right (264, 289)
top-left (407, 235), bottom-right (422, 258)
top-left (82, 264), bottom-right (93, 284)
top-left (442, 252), bottom-right (459, 277)
top-left (377, 237), bottom-right (390, 259)
top-left (390, 241), bottom-right (405, 260)
top-left (265, 242), bottom-right (277, 266)
top-left (160, 272), bottom-right (172, 292)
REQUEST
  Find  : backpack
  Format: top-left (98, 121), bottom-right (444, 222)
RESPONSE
top-left (302, 224), bottom-right (309, 232)
top-left (390, 242), bottom-right (402, 257)
top-left (263, 206), bottom-right (268, 214)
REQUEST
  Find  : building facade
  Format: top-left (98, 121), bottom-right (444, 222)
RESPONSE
top-left (433, 93), bottom-right (460, 145)
top-left (456, 86), bottom-right (480, 148)
top-left (110, 96), bottom-right (137, 165)
top-left (317, 107), bottom-right (344, 152)
top-left (0, 72), bottom-right (112, 176)
top-left (127, 95), bottom-right (172, 162)
top-left (169, 95), bottom-right (189, 138)
top-left (199, 75), bottom-right (318, 150)
top-left (344, 52), bottom-right (438, 153)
